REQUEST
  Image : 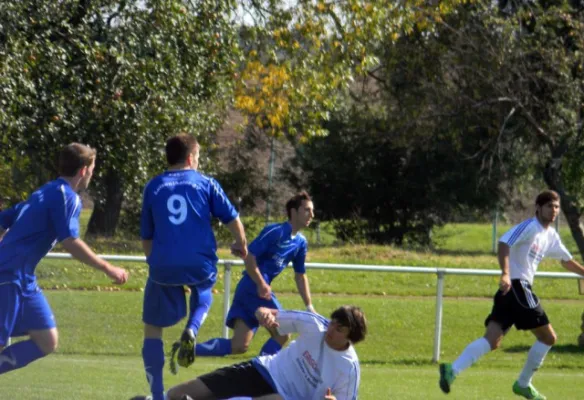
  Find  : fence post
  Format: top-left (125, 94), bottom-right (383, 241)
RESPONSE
top-left (222, 262), bottom-right (232, 339)
top-left (433, 269), bottom-right (446, 363)
top-left (492, 210), bottom-right (498, 254)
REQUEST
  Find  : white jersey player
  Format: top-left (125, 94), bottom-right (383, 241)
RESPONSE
top-left (439, 190), bottom-right (584, 400)
top-left (131, 305), bottom-right (367, 400)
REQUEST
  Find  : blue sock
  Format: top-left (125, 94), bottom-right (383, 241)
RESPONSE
top-left (142, 338), bottom-right (165, 400)
top-left (195, 338), bottom-right (232, 356)
top-left (186, 287), bottom-right (212, 336)
top-left (0, 340), bottom-right (46, 375)
top-left (259, 338), bottom-right (282, 356)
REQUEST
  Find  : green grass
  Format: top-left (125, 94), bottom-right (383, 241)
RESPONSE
top-left (7, 213), bottom-right (584, 398)
top-left (3, 292), bottom-right (584, 399)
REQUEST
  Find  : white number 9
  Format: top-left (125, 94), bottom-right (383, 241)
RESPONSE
top-left (167, 194), bottom-right (187, 225)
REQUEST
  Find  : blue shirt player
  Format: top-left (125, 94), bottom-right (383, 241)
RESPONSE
top-left (139, 134), bottom-right (247, 400)
top-left (0, 143), bottom-right (128, 377)
top-left (196, 191), bottom-right (316, 359)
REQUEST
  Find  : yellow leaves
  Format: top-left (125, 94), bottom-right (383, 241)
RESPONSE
top-left (235, 61), bottom-right (292, 135)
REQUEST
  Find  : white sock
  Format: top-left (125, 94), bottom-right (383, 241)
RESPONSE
top-left (517, 341), bottom-right (551, 387)
top-left (452, 337), bottom-right (491, 376)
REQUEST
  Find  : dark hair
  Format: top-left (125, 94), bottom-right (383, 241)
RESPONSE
top-left (285, 191), bottom-right (311, 219)
top-left (330, 305), bottom-right (367, 344)
top-left (165, 134), bottom-right (199, 166)
top-left (535, 190), bottom-right (560, 208)
top-left (58, 143), bottom-right (96, 177)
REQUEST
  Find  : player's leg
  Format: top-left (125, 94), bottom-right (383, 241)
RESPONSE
top-left (513, 301), bottom-right (553, 400)
top-left (142, 280), bottom-right (186, 400)
top-left (439, 289), bottom-right (512, 394)
top-left (196, 293), bottom-right (258, 357)
top-left (175, 281), bottom-right (214, 368)
top-left (166, 361), bottom-right (276, 400)
top-left (259, 293), bottom-right (288, 356)
top-left (0, 285), bottom-right (57, 375)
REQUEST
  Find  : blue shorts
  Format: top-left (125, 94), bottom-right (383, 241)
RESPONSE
top-left (142, 278), bottom-right (215, 328)
top-left (0, 283), bottom-right (56, 346)
top-left (225, 291), bottom-right (283, 331)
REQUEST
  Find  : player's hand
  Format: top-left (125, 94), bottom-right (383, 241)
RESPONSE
top-left (255, 307), bottom-right (279, 329)
top-left (306, 304), bottom-right (317, 314)
top-left (258, 283), bottom-right (272, 300)
top-left (105, 265), bottom-right (129, 285)
top-left (324, 388), bottom-right (336, 400)
top-left (230, 241), bottom-right (248, 259)
top-left (499, 273), bottom-right (511, 295)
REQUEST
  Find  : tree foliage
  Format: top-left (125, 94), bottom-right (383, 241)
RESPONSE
top-left (0, 0), bottom-right (239, 235)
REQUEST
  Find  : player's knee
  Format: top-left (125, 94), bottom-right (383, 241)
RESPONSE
top-left (231, 342), bottom-right (250, 354)
top-left (541, 332), bottom-right (557, 346)
top-left (32, 330), bottom-right (59, 354)
top-left (486, 336), bottom-right (501, 350)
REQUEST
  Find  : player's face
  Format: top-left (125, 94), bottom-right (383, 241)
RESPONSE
top-left (80, 159), bottom-right (95, 190)
top-left (538, 200), bottom-right (560, 224)
top-left (325, 320), bottom-right (351, 351)
top-left (295, 200), bottom-right (314, 228)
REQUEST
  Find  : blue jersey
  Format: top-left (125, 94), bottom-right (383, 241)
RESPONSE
top-left (236, 222), bottom-right (307, 296)
top-left (0, 179), bottom-right (81, 292)
top-left (140, 169), bottom-right (238, 285)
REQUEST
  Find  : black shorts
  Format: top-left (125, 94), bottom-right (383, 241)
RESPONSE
top-left (198, 361), bottom-right (276, 399)
top-left (484, 279), bottom-right (549, 331)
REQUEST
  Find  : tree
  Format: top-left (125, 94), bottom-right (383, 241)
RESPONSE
top-left (0, 0), bottom-right (239, 235)
top-left (371, 0), bottom-right (584, 257)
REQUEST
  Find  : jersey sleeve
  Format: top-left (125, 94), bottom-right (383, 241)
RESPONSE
top-left (0, 203), bottom-right (22, 229)
top-left (546, 232), bottom-right (573, 261)
top-left (49, 188), bottom-right (81, 242)
top-left (499, 219), bottom-right (536, 247)
top-left (208, 178), bottom-right (238, 224)
top-left (248, 224), bottom-right (281, 258)
top-left (332, 361), bottom-right (360, 400)
top-left (140, 182), bottom-right (154, 240)
top-left (275, 310), bottom-right (329, 336)
top-left (292, 239), bottom-right (308, 274)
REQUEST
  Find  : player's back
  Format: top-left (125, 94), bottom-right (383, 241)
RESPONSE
top-left (141, 169), bottom-right (238, 285)
top-left (0, 179), bottom-right (81, 290)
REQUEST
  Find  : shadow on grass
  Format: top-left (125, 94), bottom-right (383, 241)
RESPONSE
top-left (504, 344), bottom-right (584, 354)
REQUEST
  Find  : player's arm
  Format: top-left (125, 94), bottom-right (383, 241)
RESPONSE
top-left (142, 240), bottom-right (152, 257)
top-left (244, 253), bottom-right (271, 300)
top-left (61, 238), bottom-right (128, 284)
top-left (497, 242), bottom-right (511, 294)
top-left (294, 272), bottom-right (315, 313)
top-left (560, 259), bottom-right (584, 276)
top-left (226, 216), bottom-right (247, 259)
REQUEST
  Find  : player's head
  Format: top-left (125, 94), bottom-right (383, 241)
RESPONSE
top-left (326, 305), bottom-right (367, 350)
top-left (166, 134), bottom-right (200, 170)
top-left (59, 143), bottom-right (96, 190)
top-left (286, 191), bottom-right (314, 228)
top-left (535, 190), bottom-right (560, 225)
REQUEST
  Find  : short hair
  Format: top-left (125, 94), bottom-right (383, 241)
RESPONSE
top-left (285, 191), bottom-right (311, 219)
top-left (58, 143), bottom-right (96, 177)
top-left (330, 305), bottom-right (367, 344)
top-left (535, 190), bottom-right (560, 208)
top-left (165, 134), bottom-right (199, 166)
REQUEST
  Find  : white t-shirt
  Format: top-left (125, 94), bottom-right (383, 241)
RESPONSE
top-left (499, 217), bottom-right (572, 284)
top-left (253, 311), bottom-right (360, 400)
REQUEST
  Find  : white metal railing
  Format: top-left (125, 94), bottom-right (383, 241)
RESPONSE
top-left (44, 252), bottom-right (583, 362)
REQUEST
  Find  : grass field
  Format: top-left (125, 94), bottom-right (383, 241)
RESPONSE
top-left (3, 293), bottom-right (584, 399)
top-left (3, 215), bottom-right (584, 399)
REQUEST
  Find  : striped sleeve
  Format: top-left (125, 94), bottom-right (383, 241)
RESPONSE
top-left (49, 185), bottom-right (81, 242)
top-left (248, 224), bottom-right (281, 258)
top-left (275, 310), bottom-right (329, 336)
top-left (499, 218), bottom-right (535, 247)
